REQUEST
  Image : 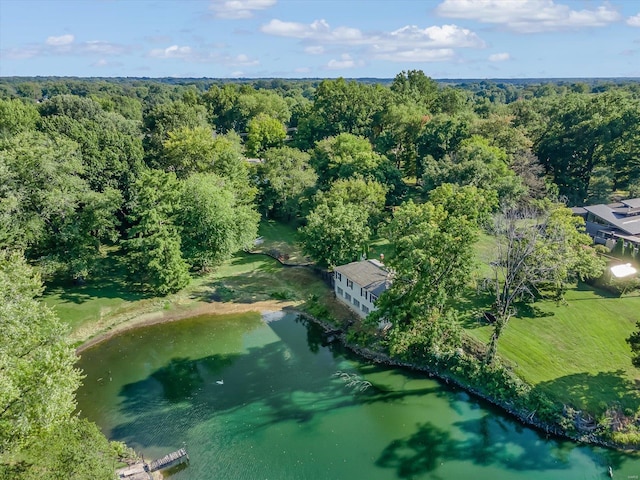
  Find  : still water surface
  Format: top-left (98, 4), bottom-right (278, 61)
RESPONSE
top-left (77, 311), bottom-right (640, 479)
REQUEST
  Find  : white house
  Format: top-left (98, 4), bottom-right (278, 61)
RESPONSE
top-left (333, 259), bottom-right (389, 318)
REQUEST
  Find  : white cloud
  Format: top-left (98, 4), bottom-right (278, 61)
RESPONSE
top-left (386, 24), bottom-right (484, 49)
top-left (436, 0), bottom-right (621, 33)
top-left (489, 52), bottom-right (511, 62)
top-left (81, 41), bottom-right (128, 55)
top-left (628, 13), bottom-right (640, 27)
top-left (149, 45), bottom-right (194, 59)
top-left (304, 45), bottom-right (324, 55)
top-left (210, 0), bottom-right (276, 19)
top-left (261, 19), bottom-right (339, 39)
top-left (374, 48), bottom-right (455, 62)
top-left (262, 18), bottom-right (483, 64)
top-left (3, 36), bottom-right (129, 60)
top-left (327, 53), bottom-right (359, 69)
top-left (295, 66), bottom-right (311, 74)
top-left (1, 46), bottom-right (40, 59)
top-left (45, 34), bottom-right (74, 46)
top-left (92, 59), bottom-right (108, 67)
top-left (227, 53), bottom-right (259, 66)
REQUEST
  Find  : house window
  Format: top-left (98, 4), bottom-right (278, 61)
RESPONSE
top-left (347, 279), bottom-right (353, 289)
top-left (337, 287), bottom-right (343, 296)
top-left (353, 298), bottom-right (360, 308)
top-left (362, 305), bottom-right (369, 314)
top-left (370, 294), bottom-right (378, 303)
top-left (363, 290), bottom-right (368, 301)
top-left (335, 272), bottom-right (342, 281)
top-left (345, 293), bottom-right (351, 302)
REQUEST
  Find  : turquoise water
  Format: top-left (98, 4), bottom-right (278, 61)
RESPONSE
top-left (76, 311), bottom-right (640, 479)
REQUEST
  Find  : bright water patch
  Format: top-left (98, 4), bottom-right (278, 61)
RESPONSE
top-left (76, 312), bottom-right (640, 479)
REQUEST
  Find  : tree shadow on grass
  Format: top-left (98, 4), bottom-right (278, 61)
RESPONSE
top-left (45, 253), bottom-right (151, 304)
top-left (532, 370), bottom-right (640, 414)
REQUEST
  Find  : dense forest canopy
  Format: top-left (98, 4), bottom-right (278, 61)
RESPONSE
top-left (1, 71), bottom-right (638, 291)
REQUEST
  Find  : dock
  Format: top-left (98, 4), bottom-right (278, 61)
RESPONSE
top-left (117, 448), bottom-right (189, 479)
top-left (147, 448), bottom-right (189, 472)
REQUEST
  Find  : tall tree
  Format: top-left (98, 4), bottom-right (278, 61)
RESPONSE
top-left (245, 114), bottom-right (287, 157)
top-left (38, 94), bottom-right (144, 193)
top-left (422, 135), bottom-right (525, 207)
top-left (0, 252), bottom-right (125, 478)
top-left (314, 177), bottom-right (387, 228)
top-left (257, 146), bottom-right (317, 220)
top-left (370, 186), bottom-right (490, 357)
top-left (295, 78), bottom-right (388, 148)
top-left (143, 99), bottom-right (208, 167)
top-left (176, 173), bottom-right (259, 270)
top-left (484, 203), bottom-right (605, 364)
top-left (124, 170), bottom-right (190, 294)
top-left (299, 199), bottom-right (370, 268)
top-left (160, 125), bottom-right (217, 178)
top-left (0, 251), bottom-right (81, 455)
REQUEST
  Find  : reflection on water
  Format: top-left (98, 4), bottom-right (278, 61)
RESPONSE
top-left (76, 312), bottom-right (640, 479)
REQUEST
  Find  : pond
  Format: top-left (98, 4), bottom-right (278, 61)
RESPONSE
top-left (76, 311), bottom-right (640, 479)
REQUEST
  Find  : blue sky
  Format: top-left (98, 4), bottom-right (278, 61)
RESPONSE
top-left (1, 0), bottom-right (639, 78)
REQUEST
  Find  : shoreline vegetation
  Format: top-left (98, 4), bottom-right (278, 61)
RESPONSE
top-left (75, 291), bottom-right (633, 454)
top-left (65, 236), bottom-right (640, 454)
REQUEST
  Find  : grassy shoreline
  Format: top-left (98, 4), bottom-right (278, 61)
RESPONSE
top-left (46, 221), bottom-right (640, 451)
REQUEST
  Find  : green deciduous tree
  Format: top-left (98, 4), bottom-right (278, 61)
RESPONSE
top-left (245, 114), bottom-right (286, 157)
top-left (0, 252), bottom-right (124, 478)
top-left (176, 173), bottom-right (259, 270)
top-left (299, 199), bottom-right (370, 268)
top-left (0, 98), bottom-right (39, 137)
top-left (295, 78), bottom-right (388, 148)
top-left (38, 94), bottom-right (144, 193)
top-left (370, 187), bottom-right (488, 357)
top-left (124, 170), bottom-right (190, 294)
top-left (0, 251), bottom-right (81, 454)
top-left (161, 125), bottom-right (217, 178)
top-left (314, 177), bottom-right (387, 229)
top-left (0, 131), bottom-right (123, 280)
top-left (143, 100), bottom-right (208, 167)
top-left (422, 135), bottom-right (525, 207)
top-left (257, 146), bottom-right (317, 219)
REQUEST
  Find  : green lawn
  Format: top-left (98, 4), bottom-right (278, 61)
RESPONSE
top-left (251, 220), bottom-right (308, 264)
top-left (43, 252), bottom-right (149, 332)
top-left (43, 222), bottom-right (340, 342)
top-left (464, 284), bottom-right (640, 413)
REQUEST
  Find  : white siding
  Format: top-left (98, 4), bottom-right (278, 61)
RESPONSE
top-left (334, 271), bottom-right (378, 318)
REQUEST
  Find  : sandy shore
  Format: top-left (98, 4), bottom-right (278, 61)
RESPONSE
top-left (76, 298), bottom-right (300, 353)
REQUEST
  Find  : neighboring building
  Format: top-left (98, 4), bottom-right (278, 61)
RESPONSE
top-left (572, 198), bottom-right (640, 249)
top-left (333, 259), bottom-right (390, 318)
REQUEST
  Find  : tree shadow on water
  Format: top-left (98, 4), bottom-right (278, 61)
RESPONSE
top-left (111, 339), bottom-right (363, 449)
top-left (376, 415), bottom-right (596, 478)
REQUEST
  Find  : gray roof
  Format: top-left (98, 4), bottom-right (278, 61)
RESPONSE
top-left (584, 198), bottom-right (640, 235)
top-left (334, 259), bottom-right (389, 296)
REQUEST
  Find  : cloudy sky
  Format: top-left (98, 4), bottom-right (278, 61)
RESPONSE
top-left (1, 0), bottom-right (639, 78)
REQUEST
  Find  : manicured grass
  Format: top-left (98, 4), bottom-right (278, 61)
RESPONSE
top-left (464, 284), bottom-right (640, 413)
